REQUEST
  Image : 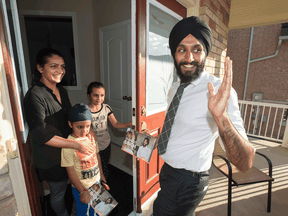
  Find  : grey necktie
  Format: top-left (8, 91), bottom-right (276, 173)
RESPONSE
top-left (157, 83), bottom-right (189, 155)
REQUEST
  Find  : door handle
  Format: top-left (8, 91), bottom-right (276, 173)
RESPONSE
top-left (123, 96), bottom-right (132, 101)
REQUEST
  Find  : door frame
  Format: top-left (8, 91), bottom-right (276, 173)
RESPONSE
top-left (0, 0), bottom-right (33, 214)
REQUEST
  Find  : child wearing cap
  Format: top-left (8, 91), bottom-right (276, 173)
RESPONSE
top-left (61, 103), bottom-right (106, 216)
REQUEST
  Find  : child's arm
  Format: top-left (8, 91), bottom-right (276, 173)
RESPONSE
top-left (108, 113), bottom-right (132, 129)
top-left (66, 166), bottom-right (90, 204)
top-left (96, 152), bottom-right (107, 183)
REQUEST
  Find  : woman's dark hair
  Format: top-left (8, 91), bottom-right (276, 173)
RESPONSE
top-left (33, 48), bottom-right (64, 84)
top-left (87, 81), bottom-right (106, 95)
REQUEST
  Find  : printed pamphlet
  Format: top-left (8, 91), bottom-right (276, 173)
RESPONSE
top-left (88, 183), bottom-right (117, 216)
top-left (122, 128), bottom-right (157, 162)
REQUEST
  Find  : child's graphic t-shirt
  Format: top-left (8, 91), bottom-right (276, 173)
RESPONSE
top-left (61, 134), bottom-right (100, 188)
top-left (91, 104), bottom-right (113, 151)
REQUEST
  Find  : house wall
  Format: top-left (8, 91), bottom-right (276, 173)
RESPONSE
top-left (91, 0), bottom-right (131, 83)
top-left (17, 0), bottom-right (96, 105)
top-left (199, 0), bottom-right (232, 78)
top-left (227, 24), bottom-right (288, 102)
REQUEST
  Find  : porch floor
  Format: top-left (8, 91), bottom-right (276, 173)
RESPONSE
top-left (110, 138), bottom-right (288, 216)
top-left (195, 137), bottom-right (288, 216)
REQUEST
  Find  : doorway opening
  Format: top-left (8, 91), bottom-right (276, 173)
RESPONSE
top-left (20, 10), bottom-right (81, 90)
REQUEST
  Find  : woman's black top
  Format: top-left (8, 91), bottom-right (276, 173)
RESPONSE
top-left (24, 81), bottom-right (72, 181)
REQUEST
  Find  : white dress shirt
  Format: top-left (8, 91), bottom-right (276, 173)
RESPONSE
top-left (161, 71), bottom-right (248, 172)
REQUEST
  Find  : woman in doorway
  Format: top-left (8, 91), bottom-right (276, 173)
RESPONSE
top-left (24, 48), bottom-right (90, 216)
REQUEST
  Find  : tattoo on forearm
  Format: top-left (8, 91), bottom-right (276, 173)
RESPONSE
top-left (219, 118), bottom-right (247, 167)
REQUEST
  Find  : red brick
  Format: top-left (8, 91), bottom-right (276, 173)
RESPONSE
top-left (210, 1), bottom-right (218, 13)
top-left (220, 5), bottom-right (226, 16)
top-left (222, 17), bottom-right (229, 27)
top-left (227, 24), bottom-right (288, 102)
top-left (209, 18), bottom-right (217, 31)
top-left (200, 0), bottom-right (207, 6)
top-left (226, 0), bottom-right (231, 8)
top-left (213, 0), bottom-right (221, 10)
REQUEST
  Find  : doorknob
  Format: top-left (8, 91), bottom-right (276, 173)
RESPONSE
top-left (123, 96), bottom-right (132, 101)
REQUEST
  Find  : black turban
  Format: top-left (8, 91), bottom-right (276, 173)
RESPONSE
top-left (68, 103), bottom-right (92, 123)
top-left (169, 16), bottom-right (213, 57)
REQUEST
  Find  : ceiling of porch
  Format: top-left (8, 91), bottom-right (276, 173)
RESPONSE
top-left (177, 0), bottom-right (288, 30)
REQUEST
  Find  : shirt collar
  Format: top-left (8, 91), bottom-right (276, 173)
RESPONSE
top-left (34, 80), bottom-right (60, 93)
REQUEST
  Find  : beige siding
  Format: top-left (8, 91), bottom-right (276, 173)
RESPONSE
top-left (229, 0), bottom-right (288, 29)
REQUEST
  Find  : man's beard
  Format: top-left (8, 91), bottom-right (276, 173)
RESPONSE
top-left (175, 58), bottom-right (206, 83)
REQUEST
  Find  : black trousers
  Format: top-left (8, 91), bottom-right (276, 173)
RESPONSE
top-left (153, 163), bottom-right (209, 216)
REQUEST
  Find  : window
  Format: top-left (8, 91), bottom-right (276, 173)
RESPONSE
top-left (145, 0), bottom-right (182, 116)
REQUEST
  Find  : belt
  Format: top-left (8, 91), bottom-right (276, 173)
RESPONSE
top-left (164, 163), bottom-right (209, 178)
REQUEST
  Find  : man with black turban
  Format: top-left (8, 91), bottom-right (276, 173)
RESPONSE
top-left (153, 16), bottom-right (255, 216)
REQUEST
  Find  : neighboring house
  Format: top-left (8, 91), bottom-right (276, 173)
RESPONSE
top-left (227, 0), bottom-right (288, 142)
top-left (228, 23), bottom-right (288, 103)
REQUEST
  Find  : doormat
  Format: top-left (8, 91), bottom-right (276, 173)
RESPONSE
top-left (45, 164), bottom-right (133, 216)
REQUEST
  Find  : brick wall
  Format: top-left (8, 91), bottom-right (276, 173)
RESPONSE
top-left (199, 0), bottom-right (232, 78)
top-left (227, 24), bottom-right (288, 102)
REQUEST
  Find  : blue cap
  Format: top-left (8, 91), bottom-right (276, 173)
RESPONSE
top-left (68, 103), bottom-right (92, 122)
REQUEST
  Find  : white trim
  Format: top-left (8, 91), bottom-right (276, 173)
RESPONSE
top-left (18, 10), bottom-right (82, 90)
top-left (131, 0), bottom-right (138, 214)
top-left (10, 0), bottom-right (29, 95)
top-left (1, 0), bottom-right (28, 142)
top-left (149, 0), bottom-right (183, 20)
top-left (99, 19), bottom-right (131, 32)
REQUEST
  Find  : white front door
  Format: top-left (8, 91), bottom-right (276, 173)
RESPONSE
top-left (99, 20), bottom-right (132, 146)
